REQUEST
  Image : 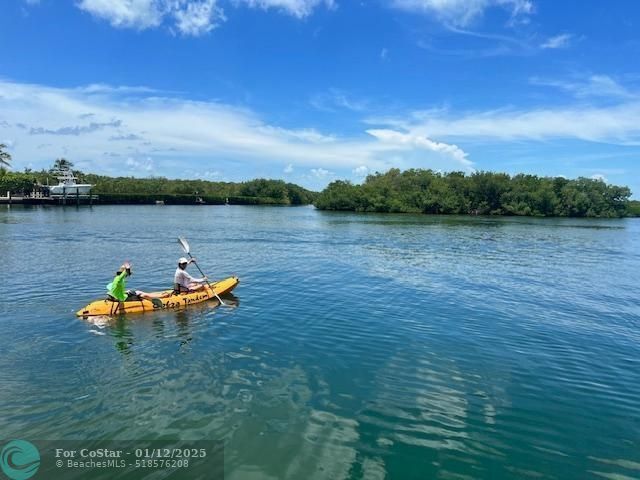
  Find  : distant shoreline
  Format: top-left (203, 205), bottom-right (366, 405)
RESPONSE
top-left (0, 193), bottom-right (301, 206)
top-left (2, 167), bottom-right (638, 217)
top-left (3, 198), bottom-right (638, 218)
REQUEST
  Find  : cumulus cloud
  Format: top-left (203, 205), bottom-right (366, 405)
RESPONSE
top-left (126, 156), bottom-right (154, 171)
top-left (77, 0), bottom-right (331, 34)
top-left (311, 167), bottom-right (333, 178)
top-left (77, 0), bottom-right (165, 30)
top-left (540, 33), bottom-right (573, 49)
top-left (172, 0), bottom-right (225, 36)
top-left (352, 165), bottom-right (369, 177)
top-left (77, 0), bottom-right (225, 35)
top-left (235, 0), bottom-right (335, 18)
top-left (390, 0), bottom-right (533, 26)
top-left (366, 129), bottom-right (473, 169)
top-left (284, 163), bottom-right (294, 173)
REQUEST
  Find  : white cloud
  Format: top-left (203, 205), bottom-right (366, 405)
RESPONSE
top-left (371, 100), bottom-right (640, 145)
top-left (540, 33), bottom-right (573, 49)
top-left (390, 0), bottom-right (533, 26)
top-left (380, 48), bottom-right (389, 60)
top-left (352, 165), bottom-right (369, 177)
top-left (76, 0), bottom-right (330, 35)
top-left (77, 0), bottom-right (165, 30)
top-left (76, 84), bottom-right (162, 95)
top-left (0, 80), bottom-right (473, 181)
top-left (235, 0), bottom-right (335, 18)
top-left (259, 126), bottom-right (336, 143)
top-left (126, 156), bottom-right (154, 171)
top-left (172, 0), bottom-right (225, 36)
top-left (530, 75), bottom-right (636, 100)
top-left (24, 0), bottom-right (40, 5)
top-left (310, 89), bottom-right (367, 112)
top-left (311, 167), bottom-right (333, 178)
top-left (366, 129), bottom-right (473, 169)
top-left (590, 174), bottom-right (607, 183)
top-left (284, 163), bottom-right (294, 173)
top-left (77, 0), bottom-right (224, 35)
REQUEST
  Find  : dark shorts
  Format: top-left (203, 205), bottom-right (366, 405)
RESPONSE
top-left (126, 290), bottom-right (142, 301)
top-left (108, 291), bottom-right (142, 302)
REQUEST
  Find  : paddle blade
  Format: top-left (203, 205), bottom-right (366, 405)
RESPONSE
top-left (178, 236), bottom-right (190, 254)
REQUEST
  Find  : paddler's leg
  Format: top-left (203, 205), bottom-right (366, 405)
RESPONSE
top-left (186, 282), bottom-right (207, 292)
top-left (134, 291), bottom-right (170, 308)
top-left (137, 291), bottom-right (171, 299)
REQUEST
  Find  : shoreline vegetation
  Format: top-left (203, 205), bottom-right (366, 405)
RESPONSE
top-left (0, 157), bottom-right (638, 217)
top-left (315, 168), bottom-right (636, 218)
top-left (0, 168), bottom-right (316, 206)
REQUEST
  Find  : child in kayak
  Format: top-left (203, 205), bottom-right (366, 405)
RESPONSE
top-left (174, 257), bottom-right (208, 293)
top-left (107, 262), bottom-right (169, 305)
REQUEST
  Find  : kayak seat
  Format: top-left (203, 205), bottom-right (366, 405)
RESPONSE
top-left (173, 283), bottom-right (190, 295)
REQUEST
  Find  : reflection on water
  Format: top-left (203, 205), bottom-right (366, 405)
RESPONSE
top-left (84, 293), bottom-right (240, 355)
top-left (1, 206), bottom-right (639, 479)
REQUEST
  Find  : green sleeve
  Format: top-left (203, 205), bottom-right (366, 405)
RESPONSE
top-left (106, 271), bottom-right (128, 301)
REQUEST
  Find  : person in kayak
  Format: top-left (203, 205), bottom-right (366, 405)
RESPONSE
top-left (174, 257), bottom-right (208, 293)
top-left (107, 262), bottom-right (169, 305)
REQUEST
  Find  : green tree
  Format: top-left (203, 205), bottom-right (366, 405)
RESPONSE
top-left (51, 158), bottom-right (74, 172)
top-left (0, 171), bottom-right (36, 194)
top-left (315, 180), bottom-right (362, 210)
top-left (314, 168), bottom-right (631, 218)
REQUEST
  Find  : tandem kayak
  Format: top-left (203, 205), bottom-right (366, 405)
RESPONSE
top-left (76, 276), bottom-right (239, 317)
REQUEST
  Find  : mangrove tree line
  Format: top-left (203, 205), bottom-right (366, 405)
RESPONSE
top-left (0, 160), bottom-right (316, 205)
top-left (315, 169), bottom-right (632, 218)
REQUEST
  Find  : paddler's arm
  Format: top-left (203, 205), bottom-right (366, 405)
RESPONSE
top-left (187, 258), bottom-right (209, 283)
top-left (113, 270), bottom-right (128, 285)
top-left (114, 262), bottom-right (131, 284)
top-left (184, 270), bottom-right (207, 284)
top-left (107, 264), bottom-right (130, 301)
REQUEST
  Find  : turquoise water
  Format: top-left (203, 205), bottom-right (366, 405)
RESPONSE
top-left (1, 205), bottom-right (639, 479)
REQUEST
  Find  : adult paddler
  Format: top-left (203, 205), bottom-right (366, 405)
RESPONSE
top-left (174, 257), bottom-right (208, 293)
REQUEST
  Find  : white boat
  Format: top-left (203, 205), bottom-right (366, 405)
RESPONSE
top-left (48, 169), bottom-right (93, 196)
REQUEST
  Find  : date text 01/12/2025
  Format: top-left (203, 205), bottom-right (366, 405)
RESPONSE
top-left (54, 448), bottom-right (208, 459)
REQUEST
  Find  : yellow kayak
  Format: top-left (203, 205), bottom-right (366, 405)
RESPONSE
top-left (76, 276), bottom-right (239, 317)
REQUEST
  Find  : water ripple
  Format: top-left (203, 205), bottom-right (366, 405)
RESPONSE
top-left (1, 206), bottom-right (639, 479)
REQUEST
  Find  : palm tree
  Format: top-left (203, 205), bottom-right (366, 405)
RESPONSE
top-left (51, 158), bottom-right (74, 172)
top-left (0, 143), bottom-right (11, 169)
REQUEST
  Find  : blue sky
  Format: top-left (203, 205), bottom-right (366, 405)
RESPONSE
top-left (1, 0), bottom-right (639, 195)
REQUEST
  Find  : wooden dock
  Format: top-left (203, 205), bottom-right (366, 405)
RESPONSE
top-left (0, 191), bottom-right (96, 205)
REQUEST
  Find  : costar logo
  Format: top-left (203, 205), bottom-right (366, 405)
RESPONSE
top-left (0, 440), bottom-right (40, 480)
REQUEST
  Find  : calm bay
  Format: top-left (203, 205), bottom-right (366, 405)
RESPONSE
top-left (1, 205), bottom-right (639, 479)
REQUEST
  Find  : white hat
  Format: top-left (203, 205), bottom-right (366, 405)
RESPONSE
top-left (178, 257), bottom-right (189, 264)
